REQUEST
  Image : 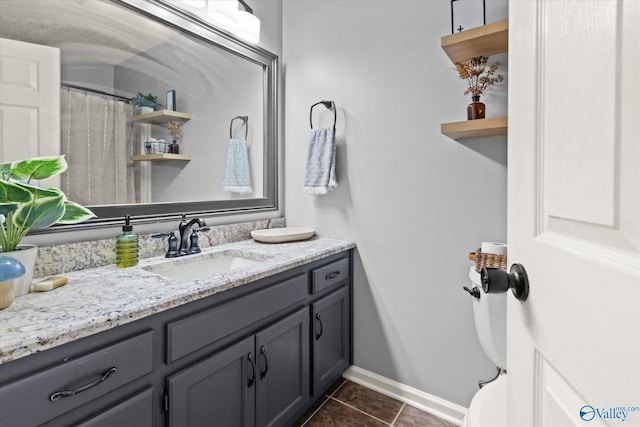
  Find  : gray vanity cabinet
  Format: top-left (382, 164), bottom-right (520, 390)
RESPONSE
top-left (166, 308), bottom-right (309, 427)
top-left (77, 387), bottom-right (155, 427)
top-left (0, 249), bottom-right (353, 427)
top-left (255, 307), bottom-right (310, 427)
top-left (311, 286), bottom-right (350, 396)
top-left (0, 330), bottom-right (155, 427)
top-left (166, 338), bottom-right (256, 426)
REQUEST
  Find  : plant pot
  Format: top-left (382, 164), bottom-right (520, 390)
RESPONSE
top-left (1, 245), bottom-right (37, 297)
top-left (467, 95), bottom-right (486, 120)
top-left (140, 106), bottom-right (154, 114)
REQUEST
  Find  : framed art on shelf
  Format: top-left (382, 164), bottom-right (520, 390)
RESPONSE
top-left (451, 0), bottom-right (485, 33)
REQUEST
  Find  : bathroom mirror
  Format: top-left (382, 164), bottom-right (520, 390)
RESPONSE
top-left (0, 0), bottom-right (278, 229)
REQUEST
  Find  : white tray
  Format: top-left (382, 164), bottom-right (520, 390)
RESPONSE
top-left (251, 227), bottom-right (315, 243)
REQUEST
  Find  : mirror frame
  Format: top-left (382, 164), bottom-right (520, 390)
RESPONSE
top-left (42, 0), bottom-right (278, 232)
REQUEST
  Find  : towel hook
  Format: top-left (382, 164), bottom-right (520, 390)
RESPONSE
top-left (310, 100), bottom-right (336, 130)
top-left (230, 115), bottom-right (248, 139)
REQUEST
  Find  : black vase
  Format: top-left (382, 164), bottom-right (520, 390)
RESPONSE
top-left (169, 141), bottom-right (180, 154)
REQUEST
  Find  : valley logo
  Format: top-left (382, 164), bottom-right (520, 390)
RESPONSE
top-left (580, 405), bottom-right (640, 422)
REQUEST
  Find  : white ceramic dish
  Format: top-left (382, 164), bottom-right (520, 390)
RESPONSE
top-left (251, 227), bottom-right (316, 243)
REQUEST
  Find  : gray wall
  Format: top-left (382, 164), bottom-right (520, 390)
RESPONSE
top-left (282, 0), bottom-right (508, 406)
top-left (114, 34), bottom-right (264, 202)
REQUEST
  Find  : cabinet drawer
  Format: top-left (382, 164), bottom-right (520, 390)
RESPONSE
top-left (77, 387), bottom-right (154, 427)
top-left (167, 274), bottom-right (308, 363)
top-left (312, 257), bottom-right (350, 293)
top-left (0, 330), bottom-right (154, 427)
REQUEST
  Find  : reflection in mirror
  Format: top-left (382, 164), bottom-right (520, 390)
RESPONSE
top-left (0, 0), bottom-right (277, 229)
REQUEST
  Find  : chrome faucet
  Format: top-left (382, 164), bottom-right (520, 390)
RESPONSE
top-left (178, 215), bottom-right (207, 255)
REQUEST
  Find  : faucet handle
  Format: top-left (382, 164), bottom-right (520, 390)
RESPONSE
top-left (188, 227), bottom-right (210, 254)
top-left (152, 231), bottom-right (180, 258)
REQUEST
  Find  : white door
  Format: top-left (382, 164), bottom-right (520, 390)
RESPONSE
top-left (0, 37), bottom-right (60, 186)
top-left (508, 0), bottom-right (640, 426)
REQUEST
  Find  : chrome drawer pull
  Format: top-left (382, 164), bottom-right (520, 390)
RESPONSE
top-left (49, 367), bottom-right (117, 401)
top-left (325, 271), bottom-right (341, 280)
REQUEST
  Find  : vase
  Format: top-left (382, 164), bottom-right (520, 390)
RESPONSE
top-left (0, 280), bottom-right (13, 309)
top-left (1, 245), bottom-right (37, 297)
top-left (140, 106), bottom-right (154, 114)
top-left (467, 95), bottom-right (486, 120)
top-left (169, 141), bottom-right (180, 154)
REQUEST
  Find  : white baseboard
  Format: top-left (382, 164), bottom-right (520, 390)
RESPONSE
top-left (342, 366), bottom-right (468, 426)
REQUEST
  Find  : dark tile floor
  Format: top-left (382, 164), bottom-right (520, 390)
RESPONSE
top-left (293, 379), bottom-right (457, 427)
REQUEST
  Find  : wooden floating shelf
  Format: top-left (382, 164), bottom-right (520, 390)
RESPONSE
top-left (441, 117), bottom-right (507, 140)
top-left (441, 19), bottom-right (508, 63)
top-left (129, 110), bottom-right (191, 124)
top-left (130, 154), bottom-right (191, 161)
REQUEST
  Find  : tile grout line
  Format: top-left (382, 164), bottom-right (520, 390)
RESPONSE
top-left (329, 379), bottom-right (347, 397)
top-left (390, 402), bottom-right (406, 426)
top-left (328, 396), bottom-right (394, 426)
top-left (300, 396), bottom-right (330, 427)
top-left (301, 379), bottom-right (347, 426)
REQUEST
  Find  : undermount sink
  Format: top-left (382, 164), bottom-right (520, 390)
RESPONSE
top-left (144, 250), bottom-right (271, 282)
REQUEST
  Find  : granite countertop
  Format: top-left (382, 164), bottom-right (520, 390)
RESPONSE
top-left (0, 237), bottom-right (355, 364)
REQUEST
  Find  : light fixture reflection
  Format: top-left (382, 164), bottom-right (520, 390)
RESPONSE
top-left (207, 0), bottom-right (238, 28)
top-left (182, 0), bottom-right (206, 7)
top-left (233, 9), bottom-right (260, 43)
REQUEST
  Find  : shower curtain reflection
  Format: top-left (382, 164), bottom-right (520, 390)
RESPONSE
top-left (61, 89), bottom-right (141, 206)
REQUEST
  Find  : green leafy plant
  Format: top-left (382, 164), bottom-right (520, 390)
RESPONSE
top-left (0, 156), bottom-right (96, 252)
top-left (130, 92), bottom-right (161, 110)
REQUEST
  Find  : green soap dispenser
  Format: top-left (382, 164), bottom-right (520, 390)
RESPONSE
top-left (116, 215), bottom-right (138, 267)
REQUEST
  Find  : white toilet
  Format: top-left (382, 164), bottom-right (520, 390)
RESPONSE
top-left (461, 266), bottom-right (508, 427)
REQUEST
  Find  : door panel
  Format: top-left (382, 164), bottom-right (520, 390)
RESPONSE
top-left (166, 338), bottom-right (255, 427)
top-left (256, 308), bottom-right (309, 427)
top-left (508, 1), bottom-right (640, 426)
top-left (0, 38), bottom-right (60, 186)
top-left (311, 286), bottom-right (350, 396)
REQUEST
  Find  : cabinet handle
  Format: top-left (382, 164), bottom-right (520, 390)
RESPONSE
top-left (49, 367), bottom-right (117, 402)
top-left (315, 313), bottom-right (323, 340)
top-left (325, 271), bottom-right (341, 280)
top-left (260, 345), bottom-right (269, 379)
top-left (247, 352), bottom-right (256, 387)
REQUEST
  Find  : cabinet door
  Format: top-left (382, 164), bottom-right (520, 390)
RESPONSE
top-left (311, 286), bottom-right (350, 396)
top-left (255, 308), bottom-right (310, 427)
top-left (166, 338), bottom-right (256, 427)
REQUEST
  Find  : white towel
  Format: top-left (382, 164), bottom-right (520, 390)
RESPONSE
top-left (223, 138), bottom-right (253, 194)
top-left (304, 128), bottom-right (337, 195)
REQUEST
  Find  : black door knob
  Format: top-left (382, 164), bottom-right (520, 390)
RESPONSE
top-left (480, 264), bottom-right (529, 301)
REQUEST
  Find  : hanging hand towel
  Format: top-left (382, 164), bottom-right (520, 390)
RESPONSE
top-left (223, 138), bottom-right (253, 194)
top-left (304, 128), bottom-right (337, 195)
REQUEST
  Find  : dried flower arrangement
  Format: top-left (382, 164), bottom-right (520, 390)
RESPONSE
top-left (455, 56), bottom-right (504, 98)
top-left (167, 121), bottom-right (182, 142)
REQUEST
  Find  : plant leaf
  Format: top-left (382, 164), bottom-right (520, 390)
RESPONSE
top-left (0, 180), bottom-right (32, 203)
top-left (57, 201), bottom-right (96, 224)
top-left (11, 156), bottom-right (68, 181)
top-left (0, 203), bottom-right (19, 215)
top-left (14, 182), bottom-right (63, 200)
top-left (0, 163), bottom-right (12, 180)
top-left (13, 195), bottom-right (65, 230)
